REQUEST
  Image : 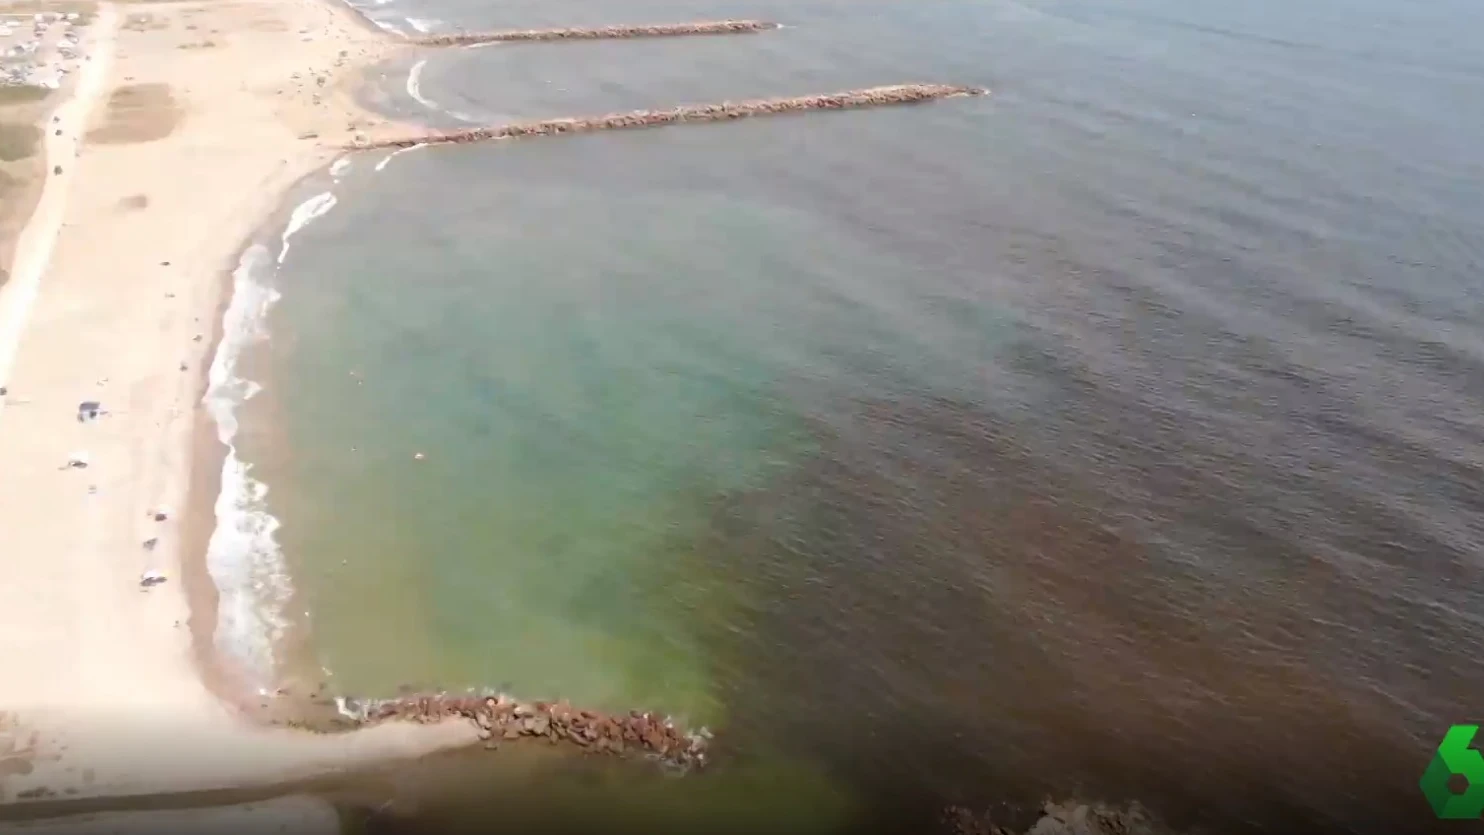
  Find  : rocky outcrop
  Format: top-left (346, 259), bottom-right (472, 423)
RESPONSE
top-left (358, 692), bottom-right (711, 771)
top-left (945, 800), bottom-right (1183, 835)
top-left (355, 84), bottom-right (986, 149)
top-left (415, 20), bottom-right (777, 46)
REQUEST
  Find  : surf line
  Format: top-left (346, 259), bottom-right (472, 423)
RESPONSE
top-left (353, 84), bottom-right (988, 150)
top-left (374, 142), bottom-right (427, 172)
top-left (277, 191), bottom-right (337, 266)
top-left (405, 58), bottom-right (438, 112)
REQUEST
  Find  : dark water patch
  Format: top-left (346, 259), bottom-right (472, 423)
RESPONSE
top-left (332, 744), bottom-right (856, 835)
top-left (684, 393), bottom-right (1472, 835)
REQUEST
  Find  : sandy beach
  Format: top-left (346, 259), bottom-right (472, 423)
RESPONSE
top-left (0, 0), bottom-right (478, 810)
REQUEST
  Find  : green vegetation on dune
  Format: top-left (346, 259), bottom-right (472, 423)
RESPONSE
top-left (0, 85), bottom-right (52, 107)
top-left (0, 123), bottom-right (42, 162)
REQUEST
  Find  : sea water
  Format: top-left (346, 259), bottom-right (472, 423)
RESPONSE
top-left (211, 0), bottom-right (1484, 831)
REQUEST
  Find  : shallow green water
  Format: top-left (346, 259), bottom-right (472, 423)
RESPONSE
top-left (241, 139), bottom-right (1017, 708)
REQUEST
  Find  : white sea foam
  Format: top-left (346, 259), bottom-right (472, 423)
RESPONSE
top-left (335, 696), bottom-right (370, 721)
top-left (203, 244), bottom-right (291, 687)
top-left (342, 0), bottom-right (395, 33)
top-left (374, 142), bottom-right (426, 172)
top-left (406, 58), bottom-right (437, 111)
top-left (278, 191), bottom-right (337, 265)
top-left (204, 186), bottom-right (341, 682)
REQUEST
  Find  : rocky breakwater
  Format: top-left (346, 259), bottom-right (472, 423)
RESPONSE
top-left (355, 84), bottom-right (987, 150)
top-left (945, 800), bottom-right (1179, 835)
top-left (362, 693), bottom-right (712, 771)
top-left (415, 19), bottom-right (778, 46)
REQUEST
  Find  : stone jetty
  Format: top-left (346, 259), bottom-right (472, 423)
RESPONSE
top-left (415, 19), bottom-right (778, 46)
top-left (944, 800), bottom-right (1177, 835)
top-left (355, 84), bottom-right (987, 149)
top-left (358, 692), bottom-right (712, 770)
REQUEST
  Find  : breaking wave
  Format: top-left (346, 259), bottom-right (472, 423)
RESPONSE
top-left (202, 243), bottom-right (291, 690)
top-left (203, 185), bottom-right (343, 690)
top-left (278, 191), bottom-right (337, 266)
top-left (374, 141), bottom-right (427, 172)
top-left (406, 58), bottom-right (438, 112)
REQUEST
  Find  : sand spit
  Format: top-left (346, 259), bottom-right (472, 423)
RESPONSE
top-left (416, 19), bottom-right (778, 46)
top-left (359, 693), bottom-right (710, 771)
top-left (358, 83), bottom-right (986, 149)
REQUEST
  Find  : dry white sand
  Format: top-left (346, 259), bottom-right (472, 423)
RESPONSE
top-left (0, 0), bottom-right (476, 808)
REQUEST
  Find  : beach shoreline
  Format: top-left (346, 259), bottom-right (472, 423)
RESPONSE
top-left (0, 0), bottom-right (486, 810)
top-left (181, 168), bottom-right (342, 730)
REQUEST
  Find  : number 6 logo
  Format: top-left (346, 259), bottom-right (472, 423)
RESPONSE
top-left (1421, 725), bottom-right (1484, 819)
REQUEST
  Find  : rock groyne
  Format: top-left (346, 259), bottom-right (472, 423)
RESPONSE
top-left (415, 19), bottom-right (778, 46)
top-left (944, 800), bottom-right (1178, 835)
top-left (356, 84), bottom-right (986, 149)
top-left (358, 693), bottom-right (711, 771)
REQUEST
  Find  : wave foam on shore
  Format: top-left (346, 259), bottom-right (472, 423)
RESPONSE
top-left (203, 243), bottom-right (291, 690)
top-left (204, 184), bottom-right (343, 691)
top-left (374, 142), bottom-right (427, 171)
top-left (278, 191), bottom-right (337, 265)
top-left (406, 58), bottom-right (437, 111)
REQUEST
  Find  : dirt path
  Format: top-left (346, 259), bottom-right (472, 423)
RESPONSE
top-left (0, 1), bottom-right (115, 409)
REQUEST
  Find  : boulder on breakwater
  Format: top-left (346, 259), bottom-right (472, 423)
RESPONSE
top-left (359, 693), bottom-right (711, 771)
top-left (356, 84), bottom-right (987, 150)
top-left (944, 800), bottom-right (1178, 835)
top-left (416, 19), bottom-right (778, 46)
